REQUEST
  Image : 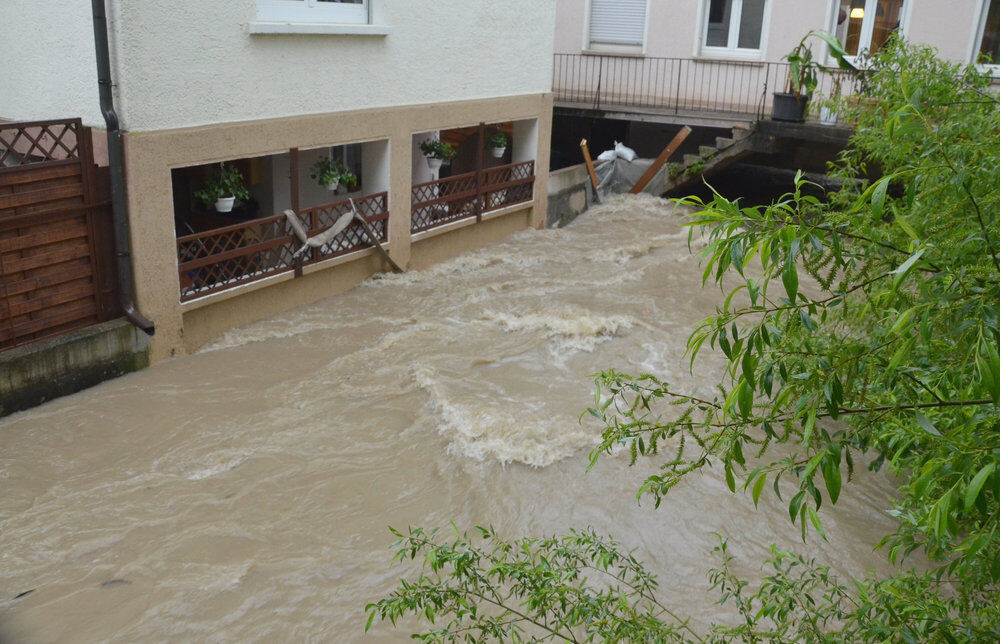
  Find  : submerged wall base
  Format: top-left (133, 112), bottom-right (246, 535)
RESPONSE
top-left (547, 163), bottom-right (592, 228)
top-left (0, 319), bottom-right (150, 417)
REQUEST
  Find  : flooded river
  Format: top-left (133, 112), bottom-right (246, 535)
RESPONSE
top-left (1, 195), bottom-right (900, 641)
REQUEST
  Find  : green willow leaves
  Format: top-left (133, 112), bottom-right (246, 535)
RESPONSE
top-left (367, 39), bottom-right (1000, 641)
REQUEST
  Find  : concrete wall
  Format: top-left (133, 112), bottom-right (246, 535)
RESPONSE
top-left (555, 0), bottom-right (982, 63)
top-left (2, 1), bottom-right (555, 131)
top-left (0, 1), bottom-right (103, 125)
top-left (0, 319), bottom-right (150, 418)
top-left (546, 163), bottom-right (592, 228)
top-left (124, 92), bottom-right (552, 362)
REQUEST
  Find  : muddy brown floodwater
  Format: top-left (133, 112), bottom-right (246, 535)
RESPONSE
top-left (1, 194), bottom-right (900, 642)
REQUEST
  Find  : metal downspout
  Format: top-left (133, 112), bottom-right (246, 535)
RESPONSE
top-left (91, 0), bottom-right (155, 335)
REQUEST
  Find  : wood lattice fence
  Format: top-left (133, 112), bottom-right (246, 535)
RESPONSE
top-left (411, 160), bottom-right (535, 233)
top-left (0, 118), bottom-right (119, 351)
top-left (176, 191), bottom-right (389, 302)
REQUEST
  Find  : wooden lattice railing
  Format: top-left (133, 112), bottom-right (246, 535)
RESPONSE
top-left (177, 191), bottom-right (388, 302)
top-left (411, 160), bottom-right (535, 233)
top-left (0, 118), bottom-right (83, 167)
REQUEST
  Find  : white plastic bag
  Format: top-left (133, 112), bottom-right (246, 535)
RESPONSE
top-left (614, 141), bottom-right (637, 162)
top-left (596, 149), bottom-right (617, 163)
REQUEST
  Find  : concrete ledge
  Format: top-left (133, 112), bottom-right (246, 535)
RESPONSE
top-left (547, 163), bottom-right (592, 228)
top-left (1, 319), bottom-right (150, 418)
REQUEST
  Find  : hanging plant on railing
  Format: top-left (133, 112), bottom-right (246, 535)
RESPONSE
top-left (310, 156), bottom-right (357, 192)
top-left (773, 30), bottom-right (854, 123)
top-left (419, 138), bottom-right (457, 172)
top-left (194, 162), bottom-right (251, 213)
top-left (485, 129), bottom-right (509, 159)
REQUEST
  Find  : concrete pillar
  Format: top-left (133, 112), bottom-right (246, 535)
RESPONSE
top-left (512, 118), bottom-right (538, 164)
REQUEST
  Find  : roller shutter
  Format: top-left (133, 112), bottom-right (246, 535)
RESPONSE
top-left (589, 0), bottom-right (647, 46)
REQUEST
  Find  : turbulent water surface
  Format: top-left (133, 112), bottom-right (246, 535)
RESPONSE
top-left (0, 195), bottom-right (900, 641)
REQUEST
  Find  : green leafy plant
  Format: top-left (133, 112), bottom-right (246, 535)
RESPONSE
top-left (369, 39), bottom-right (1000, 641)
top-left (783, 30), bottom-right (854, 95)
top-left (684, 160), bottom-right (705, 176)
top-left (485, 129), bottom-right (508, 150)
top-left (667, 162), bottom-right (684, 180)
top-left (193, 162), bottom-right (251, 208)
top-left (420, 138), bottom-right (457, 161)
top-left (309, 156), bottom-right (357, 188)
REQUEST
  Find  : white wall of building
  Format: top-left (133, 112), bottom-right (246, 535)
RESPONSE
top-left (556, 0), bottom-right (982, 64)
top-left (113, 0), bottom-right (555, 131)
top-left (0, 1), bottom-right (103, 126)
top-left (2, 0), bottom-right (556, 132)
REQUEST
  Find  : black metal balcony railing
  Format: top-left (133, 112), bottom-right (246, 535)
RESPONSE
top-left (553, 53), bottom-right (855, 120)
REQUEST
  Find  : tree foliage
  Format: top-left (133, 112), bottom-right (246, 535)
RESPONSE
top-left (367, 40), bottom-right (1000, 641)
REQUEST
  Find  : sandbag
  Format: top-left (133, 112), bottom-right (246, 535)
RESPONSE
top-left (596, 149), bottom-right (617, 163)
top-left (614, 141), bottom-right (637, 162)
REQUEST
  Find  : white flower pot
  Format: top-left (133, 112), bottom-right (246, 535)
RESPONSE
top-left (490, 146), bottom-right (506, 159)
top-left (426, 156), bottom-right (443, 171)
top-left (819, 106), bottom-right (838, 126)
top-left (324, 179), bottom-right (340, 191)
top-left (215, 196), bottom-right (236, 213)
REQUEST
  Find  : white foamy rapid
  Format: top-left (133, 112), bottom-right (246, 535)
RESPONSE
top-left (0, 194), bottom-right (900, 641)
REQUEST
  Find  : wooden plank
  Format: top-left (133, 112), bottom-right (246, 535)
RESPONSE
top-left (1, 241), bottom-right (90, 273)
top-left (0, 203), bottom-right (107, 229)
top-left (1, 300), bottom-right (97, 344)
top-left (0, 162), bottom-right (81, 187)
top-left (0, 182), bottom-right (83, 210)
top-left (0, 220), bottom-right (89, 253)
top-left (629, 125), bottom-right (692, 194)
top-left (6, 280), bottom-right (95, 317)
top-left (178, 235), bottom-right (296, 272)
top-left (580, 139), bottom-right (600, 198)
top-left (412, 170), bottom-right (478, 191)
top-left (3, 261), bottom-right (94, 297)
top-left (411, 188), bottom-right (480, 211)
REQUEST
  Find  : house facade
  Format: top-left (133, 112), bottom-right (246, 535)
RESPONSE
top-left (554, 0), bottom-right (998, 120)
top-left (1, 0), bottom-right (556, 362)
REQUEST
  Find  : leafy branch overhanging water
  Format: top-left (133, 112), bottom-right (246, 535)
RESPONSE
top-left (366, 40), bottom-right (1000, 642)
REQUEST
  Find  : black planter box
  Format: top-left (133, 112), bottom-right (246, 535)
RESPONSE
top-left (772, 92), bottom-right (809, 123)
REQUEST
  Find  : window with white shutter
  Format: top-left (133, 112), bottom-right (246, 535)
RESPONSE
top-left (257, 0), bottom-right (369, 24)
top-left (588, 0), bottom-right (648, 50)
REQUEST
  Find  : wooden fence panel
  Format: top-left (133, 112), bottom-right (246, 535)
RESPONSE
top-left (0, 119), bottom-right (119, 352)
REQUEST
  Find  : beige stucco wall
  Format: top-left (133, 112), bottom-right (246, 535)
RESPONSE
top-left (123, 93), bottom-right (553, 362)
top-left (111, 0), bottom-right (556, 131)
top-left (555, 0), bottom-right (983, 63)
top-left (907, 0), bottom-right (982, 62)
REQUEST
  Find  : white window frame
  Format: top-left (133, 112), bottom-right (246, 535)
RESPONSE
top-left (826, 0), bottom-right (910, 66)
top-left (970, 0), bottom-right (1000, 74)
top-left (697, 0), bottom-right (771, 60)
top-left (257, 0), bottom-right (369, 24)
top-left (251, 0), bottom-right (390, 35)
top-left (582, 0), bottom-right (651, 56)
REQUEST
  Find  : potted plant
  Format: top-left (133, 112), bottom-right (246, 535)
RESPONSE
top-left (419, 138), bottom-right (457, 171)
top-left (310, 156), bottom-right (357, 192)
top-left (818, 73), bottom-right (843, 126)
top-left (485, 129), bottom-right (508, 158)
top-left (194, 162), bottom-right (251, 213)
top-left (773, 30), bottom-right (853, 123)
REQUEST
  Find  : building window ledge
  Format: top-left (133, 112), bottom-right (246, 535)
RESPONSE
top-left (695, 49), bottom-right (765, 64)
top-left (581, 47), bottom-right (645, 58)
top-left (249, 21), bottom-right (391, 36)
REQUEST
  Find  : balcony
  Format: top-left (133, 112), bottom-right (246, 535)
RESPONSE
top-left (553, 54), bottom-right (854, 127)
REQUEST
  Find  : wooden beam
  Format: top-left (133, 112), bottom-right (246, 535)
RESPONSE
top-left (579, 139), bottom-right (600, 200)
top-left (629, 125), bottom-right (692, 194)
top-left (289, 147), bottom-right (303, 277)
